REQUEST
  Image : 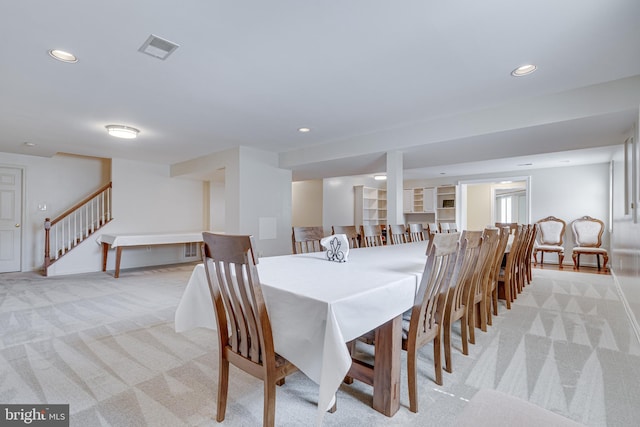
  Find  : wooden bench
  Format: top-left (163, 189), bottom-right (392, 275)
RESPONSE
top-left (96, 232), bottom-right (204, 278)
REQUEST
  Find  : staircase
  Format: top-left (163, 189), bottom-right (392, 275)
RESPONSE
top-left (44, 182), bottom-right (113, 276)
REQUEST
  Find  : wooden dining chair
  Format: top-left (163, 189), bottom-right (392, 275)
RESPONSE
top-left (202, 232), bottom-right (298, 427)
top-left (388, 224), bottom-right (408, 244)
top-left (485, 227), bottom-right (510, 326)
top-left (404, 232), bottom-right (460, 411)
top-left (360, 225), bottom-right (384, 247)
top-left (497, 225), bottom-right (523, 309)
top-left (467, 229), bottom-right (498, 344)
top-left (332, 225), bottom-right (360, 248)
top-left (524, 223), bottom-right (538, 284)
top-left (442, 230), bottom-right (483, 373)
top-left (292, 226), bottom-right (325, 254)
top-left (408, 223), bottom-right (426, 242)
top-left (571, 216), bottom-right (609, 271)
top-left (495, 222), bottom-right (518, 234)
top-left (427, 223), bottom-right (440, 234)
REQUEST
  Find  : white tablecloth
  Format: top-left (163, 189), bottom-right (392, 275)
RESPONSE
top-left (174, 241), bottom-right (429, 424)
top-left (96, 232), bottom-right (204, 247)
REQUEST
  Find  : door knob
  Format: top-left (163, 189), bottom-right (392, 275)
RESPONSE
top-left (15, 223), bottom-right (20, 227)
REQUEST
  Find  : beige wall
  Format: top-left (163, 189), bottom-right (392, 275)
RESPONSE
top-left (292, 180), bottom-right (323, 227)
top-left (466, 183), bottom-right (492, 231)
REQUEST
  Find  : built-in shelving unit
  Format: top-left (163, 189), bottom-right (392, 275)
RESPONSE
top-left (354, 185), bottom-right (387, 228)
top-left (436, 185), bottom-right (457, 226)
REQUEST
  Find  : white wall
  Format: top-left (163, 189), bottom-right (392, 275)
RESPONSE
top-left (322, 175), bottom-right (385, 234)
top-left (406, 163), bottom-right (610, 266)
top-left (1, 152), bottom-right (109, 272)
top-left (49, 158), bottom-right (205, 275)
top-left (238, 147), bottom-right (292, 256)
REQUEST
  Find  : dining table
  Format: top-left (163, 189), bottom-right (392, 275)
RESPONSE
top-left (174, 240), bottom-right (430, 425)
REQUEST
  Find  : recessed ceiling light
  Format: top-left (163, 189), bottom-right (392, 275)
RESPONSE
top-left (439, 172), bottom-right (446, 175)
top-left (511, 64), bottom-right (537, 77)
top-left (374, 174), bottom-right (387, 181)
top-left (23, 142), bottom-right (36, 147)
top-left (298, 127), bottom-right (311, 133)
top-left (105, 125), bottom-right (140, 139)
top-left (517, 163), bottom-right (533, 166)
top-left (48, 49), bottom-right (78, 63)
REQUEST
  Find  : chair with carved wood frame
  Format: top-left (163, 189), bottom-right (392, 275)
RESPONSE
top-left (202, 232), bottom-right (298, 427)
top-left (408, 223), bottom-right (426, 242)
top-left (388, 224), bottom-right (408, 244)
top-left (292, 226), bottom-right (325, 254)
top-left (571, 216), bottom-right (609, 271)
top-left (533, 216), bottom-right (566, 268)
top-left (360, 224), bottom-right (384, 247)
top-left (332, 225), bottom-right (360, 249)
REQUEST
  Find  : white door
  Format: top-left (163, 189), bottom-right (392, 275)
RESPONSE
top-left (0, 167), bottom-right (22, 272)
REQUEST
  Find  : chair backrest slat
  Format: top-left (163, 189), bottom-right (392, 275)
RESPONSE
top-left (388, 224), bottom-right (408, 244)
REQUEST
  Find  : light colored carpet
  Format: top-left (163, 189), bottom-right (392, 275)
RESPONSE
top-left (1, 265), bottom-right (639, 426)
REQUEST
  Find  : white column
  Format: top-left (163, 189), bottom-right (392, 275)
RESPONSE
top-left (386, 151), bottom-right (404, 225)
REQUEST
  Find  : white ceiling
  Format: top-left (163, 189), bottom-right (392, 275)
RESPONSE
top-left (1, 1), bottom-right (639, 181)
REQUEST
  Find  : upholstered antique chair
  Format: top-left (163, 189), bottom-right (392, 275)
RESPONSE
top-left (202, 233), bottom-right (298, 427)
top-left (291, 226), bottom-right (325, 254)
top-left (571, 216), bottom-right (609, 270)
top-left (331, 225), bottom-right (360, 248)
top-left (533, 216), bottom-right (566, 267)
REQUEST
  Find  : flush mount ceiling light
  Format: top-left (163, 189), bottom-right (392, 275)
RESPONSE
top-left (374, 174), bottom-right (387, 181)
top-left (48, 49), bottom-right (78, 63)
top-left (511, 64), bottom-right (537, 77)
top-left (298, 127), bottom-right (311, 133)
top-left (105, 125), bottom-right (140, 139)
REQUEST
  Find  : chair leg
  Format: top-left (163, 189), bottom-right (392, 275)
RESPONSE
top-left (444, 314), bottom-right (453, 373)
top-left (434, 332), bottom-right (443, 386)
top-left (467, 306), bottom-right (476, 344)
top-left (460, 314), bottom-right (469, 355)
top-left (559, 253), bottom-right (564, 268)
top-left (263, 380), bottom-right (277, 427)
top-left (597, 254), bottom-right (601, 270)
top-left (572, 253), bottom-right (579, 269)
top-left (603, 253), bottom-right (609, 271)
top-left (407, 347), bottom-right (418, 413)
top-left (479, 300), bottom-right (487, 332)
top-left (217, 358), bottom-right (229, 422)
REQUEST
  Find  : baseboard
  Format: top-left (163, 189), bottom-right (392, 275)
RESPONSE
top-left (611, 268), bottom-right (640, 345)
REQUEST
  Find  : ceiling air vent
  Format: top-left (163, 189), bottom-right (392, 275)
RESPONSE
top-left (138, 34), bottom-right (179, 60)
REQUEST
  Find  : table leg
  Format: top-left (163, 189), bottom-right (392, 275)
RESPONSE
top-left (114, 247), bottom-right (123, 278)
top-left (372, 315), bottom-right (402, 416)
top-left (101, 243), bottom-right (109, 272)
top-left (346, 315), bottom-right (402, 416)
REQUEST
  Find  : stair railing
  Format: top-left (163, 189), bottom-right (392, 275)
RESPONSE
top-left (44, 182), bottom-right (113, 275)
